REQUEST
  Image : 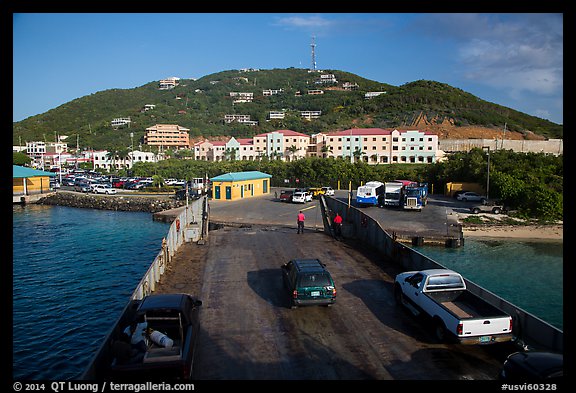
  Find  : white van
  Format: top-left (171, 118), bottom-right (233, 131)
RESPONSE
top-left (322, 187), bottom-right (335, 196)
top-left (292, 191), bottom-right (312, 203)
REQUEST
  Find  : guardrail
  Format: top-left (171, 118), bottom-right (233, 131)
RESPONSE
top-left (320, 195), bottom-right (563, 353)
top-left (130, 196), bottom-right (206, 300)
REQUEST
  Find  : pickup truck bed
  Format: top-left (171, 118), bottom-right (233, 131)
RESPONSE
top-left (427, 289), bottom-right (509, 320)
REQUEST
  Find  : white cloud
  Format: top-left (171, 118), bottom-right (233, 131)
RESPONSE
top-left (456, 15), bottom-right (563, 97)
top-left (274, 15), bottom-right (335, 30)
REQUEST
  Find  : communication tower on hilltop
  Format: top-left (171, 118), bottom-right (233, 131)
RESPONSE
top-left (310, 36), bottom-right (317, 71)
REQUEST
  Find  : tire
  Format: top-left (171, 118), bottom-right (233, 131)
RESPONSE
top-left (393, 285), bottom-right (404, 306)
top-left (434, 319), bottom-right (447, 342)
top-left (492, 207), bottom-right (501, 214)
top-left (472, 208), bottom-right (481, 214)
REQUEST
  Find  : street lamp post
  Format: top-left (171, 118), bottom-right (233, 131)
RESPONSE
top-left (482, 146), bottom-right (490, 200)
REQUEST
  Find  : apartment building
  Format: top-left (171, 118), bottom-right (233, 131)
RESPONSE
top-left (194, 137), bottom-right (257, 161)
top-left (229, 92), bottom-right (254, 103)
top-left (253, 130), bottom-right (310, 161)
top-left (365, 91), bottom-right (386, 99)
top-left (268, 111), bottom-right (286, 120)
top-left (111, 117), bottom-right (131, 128)
top-left (91, 150), bottom-right (157, 170)
top-left (223, 114), bottom-right (258, 126)
top-left (144, 124), bottom-right (190, 150)
top-left (262, 89), bottom-right (284, 96)
top-left (300, 110), bottom-right (322, 120)
top-left (158, 77), bottom-right (180, 90)
top-left (193, 128), bottom-right (439, 165)
top-left (310, 128), bottom-right (438, 164)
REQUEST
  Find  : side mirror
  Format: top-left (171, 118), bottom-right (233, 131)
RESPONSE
top-left (194, 300), bottom-right (203, 307)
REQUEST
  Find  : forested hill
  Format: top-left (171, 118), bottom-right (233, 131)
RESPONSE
top-left (13, 68), bottom-right (563, 151)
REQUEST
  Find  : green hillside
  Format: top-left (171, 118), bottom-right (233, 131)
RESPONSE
top-left (12, 68), bottom-right (563, 151)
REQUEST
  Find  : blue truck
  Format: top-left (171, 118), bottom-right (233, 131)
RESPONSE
top-left (402, 183), bottom-right (428, 211)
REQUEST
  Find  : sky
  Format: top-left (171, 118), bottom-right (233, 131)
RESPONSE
top-left (12, 13), bottom-right (564, 125)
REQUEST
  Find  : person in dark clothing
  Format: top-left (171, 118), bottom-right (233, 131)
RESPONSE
top-left (112, 332), bottom-right (139, 365)
top-left (297, 210), bottom-right (305, 234)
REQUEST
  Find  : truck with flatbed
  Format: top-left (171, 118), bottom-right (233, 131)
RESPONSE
top-left (394, 269), bottom-right (513, 345)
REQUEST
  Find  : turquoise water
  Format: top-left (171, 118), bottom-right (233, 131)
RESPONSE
top-left (12, 205), bottom-right (170, 380)
top-left (413, 238), bottom-right (563, 331)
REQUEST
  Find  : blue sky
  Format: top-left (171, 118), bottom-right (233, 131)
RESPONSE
top-left (13, 13), bottom-right (563, 125)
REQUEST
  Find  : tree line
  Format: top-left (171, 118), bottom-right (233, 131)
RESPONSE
top-left (125, 148), bottom-right (562, 221)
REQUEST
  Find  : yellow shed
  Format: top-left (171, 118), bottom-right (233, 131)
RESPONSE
top-left (210, 171), bottom-right (272, 201)
top-left (13, 165), bottom-right (55, 196)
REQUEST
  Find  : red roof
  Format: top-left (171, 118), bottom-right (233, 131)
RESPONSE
top-left (326, 128), bottom-right (392, 137)
top-left (254, 129), bottom-right (309, 138)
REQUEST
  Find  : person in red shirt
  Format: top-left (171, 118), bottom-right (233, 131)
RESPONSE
top-left (333, 213), bottom-right (343, 238)
top-left (297, 210), bottom-right (305, 234)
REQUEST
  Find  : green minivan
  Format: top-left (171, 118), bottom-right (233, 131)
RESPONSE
top-left (281, 258), bottom-right (336, 308)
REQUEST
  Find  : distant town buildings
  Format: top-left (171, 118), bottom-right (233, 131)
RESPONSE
top-left (158, 77), bottom-right (180, 90)
top-left (144, 124), bottom-right (190, 151)
top-left (111, 117), bottom-right (131, 128)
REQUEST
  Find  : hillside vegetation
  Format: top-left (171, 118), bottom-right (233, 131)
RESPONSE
top-left (13, 68), bottom-right (563, 151)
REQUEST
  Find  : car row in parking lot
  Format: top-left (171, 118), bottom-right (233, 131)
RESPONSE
top-left (278, 187), bottom-right (334, 203)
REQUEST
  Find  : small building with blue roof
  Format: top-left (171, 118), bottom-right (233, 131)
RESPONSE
top-left (210, 171), bottom-right (271, 201)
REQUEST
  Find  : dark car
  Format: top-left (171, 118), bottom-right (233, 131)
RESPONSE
top-left (74, 182), bottom-right (91, 193)
top-left (499, 351), bottom-right (563, 381)
top-left (279, 190), bottom-right (294, 202)
top-left (281, 258), bottom-right (336, 308)
top-left (107, 293), bottom-right (202, 380)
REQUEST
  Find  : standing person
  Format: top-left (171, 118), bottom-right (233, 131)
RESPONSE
top-left (333, 212), bottom-right (343, 238)
top-left (297, 210), bottom-right (305, 234)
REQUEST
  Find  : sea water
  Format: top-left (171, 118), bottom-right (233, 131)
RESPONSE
top-left (413, 238), bottom-right (563, 331)
top-left (12, 205), bottom-right (170, 380)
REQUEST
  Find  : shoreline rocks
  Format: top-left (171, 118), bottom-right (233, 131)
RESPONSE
top-left (36, 192), bottom-right (185, 213)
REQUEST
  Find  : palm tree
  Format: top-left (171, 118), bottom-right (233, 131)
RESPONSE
top-left (352, 148), bottom-right (365, 163)
top-left (287, 145), bottom-right (298, 162)
top-left (106, 150), bottom-right (118, 172)
top-left (224, 148), bottom-right (237, 161)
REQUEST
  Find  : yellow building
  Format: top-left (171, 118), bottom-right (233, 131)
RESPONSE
top-left (13, 165), bottom-right (56, 203)
top-left (210, 171), bottom-right (272, 201)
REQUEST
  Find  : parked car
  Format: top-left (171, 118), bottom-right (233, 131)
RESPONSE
top-left (292, 191), bottom-right (312, 203)
top-left (92, 184), bottom-right (117, 194)
top-left (279, 190), bottom-right (294, 202)
top-left (322, 187), bottom-right (335, 196)
top-left (470, 200), bottom-right (508, 214)
top-left (499, 351), bottom-right (563, 381)
top-left (456, 191), bottom-right (487, 203)
top-left (281, 258), bottom-right (336, 308)
top-left (74, 183), bottom-right (91, 193)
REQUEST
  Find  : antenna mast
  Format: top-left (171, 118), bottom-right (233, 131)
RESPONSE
top-left (310, 36), bottom-right (317, 71)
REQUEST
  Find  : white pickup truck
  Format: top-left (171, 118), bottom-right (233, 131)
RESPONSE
top-left (394, 268), bottom-right (513, 345)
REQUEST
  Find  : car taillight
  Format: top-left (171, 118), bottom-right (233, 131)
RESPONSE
top-left (332, 287), bottom-right (337, 296)
top-left (292, 290), bottom-right (298, 299)
top-left (457, 323), bottom-right (463, 335)
top-left (509, 318), bottom-right (513, 332)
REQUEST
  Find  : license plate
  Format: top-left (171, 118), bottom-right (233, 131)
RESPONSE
top-left (479, 336), bottom-right (491, 343)
top-left (311, 291), bottom-right (320, 297)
